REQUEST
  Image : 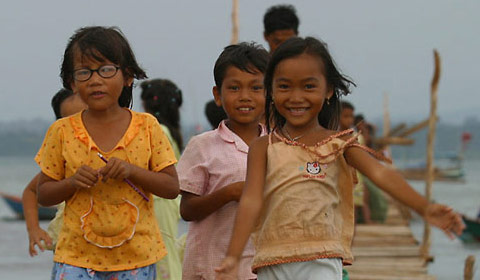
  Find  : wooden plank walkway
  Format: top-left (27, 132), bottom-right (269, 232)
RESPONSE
top-left (345, 201), bottom-right (436, 280)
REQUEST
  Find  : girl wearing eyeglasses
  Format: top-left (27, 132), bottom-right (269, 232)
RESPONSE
top-left (35, 26), bottom-right (180, 280)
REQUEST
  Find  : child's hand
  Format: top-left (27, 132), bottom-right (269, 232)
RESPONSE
top-left (99, 157), bottom-right (133, 182)
top-left (424, 204), bottom-right (465, 239)
top-left (225, 181), bottom-right (245, 202)
top-left (27, 227), bottom-right (52, 257)
top-left (69, 165), bottom-right (99, 189)
top-left (215, 256), bottom-right (239, 280)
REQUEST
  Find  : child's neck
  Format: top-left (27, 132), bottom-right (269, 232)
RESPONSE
top-left (282, 121), bottom-right (329, 146)
top-left (225, 120), bottom-right (260, 147)
top-left (84, 106), bottom-right (126, 124)
top-left (283, 121), bottom-right (321, 138)
top-left (82, 106), bottom-right (131, 153)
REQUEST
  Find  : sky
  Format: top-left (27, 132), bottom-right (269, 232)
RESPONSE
top-left (1, 0), bottom-right (479, 127)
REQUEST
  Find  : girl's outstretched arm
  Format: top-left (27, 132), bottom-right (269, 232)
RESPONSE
top-left (345, 146), bottom-right (464, 238)
top-left (215, 136), bottom-right (268, 280)
top-left (22, 173), bottom-right (53, 256)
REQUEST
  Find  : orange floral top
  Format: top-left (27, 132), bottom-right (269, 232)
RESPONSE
top-left (35, 109), bottom-right (177, 271)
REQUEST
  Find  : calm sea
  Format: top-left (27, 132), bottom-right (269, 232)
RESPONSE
top-left (0, 156), bottom-right (479, 279)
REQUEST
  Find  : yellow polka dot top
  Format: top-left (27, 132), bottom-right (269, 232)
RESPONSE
top-left (35, 109), bottom-right (177, 271)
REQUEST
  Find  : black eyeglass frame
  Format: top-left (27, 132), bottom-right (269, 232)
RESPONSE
top-left (72, 65), bottom-right (120, 82)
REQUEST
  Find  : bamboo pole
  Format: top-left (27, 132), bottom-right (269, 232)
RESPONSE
top-left (387, 123), bottom-right (407, 137)
top-left (382, 93), bottom-right (392, 157)
top-left (464, 255), bottom-right (475, 280)
top-left (398, 117), bottom-right (437, 138)
top-left (421, 50), bottom-right (441, 258)
top-left (374, 137), bottom-right (414, 146)
top-left (383, 93), bottom-right (390, 138)
top-left (230, 0), bottom-right (239, 44)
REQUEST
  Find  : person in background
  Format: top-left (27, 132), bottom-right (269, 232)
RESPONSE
top-left (263, 4), bottom-right (299, 53)
top-left (140, 78), bottom-right (184, 280)
top-left (339, 101), bottom-right (355, 131)
top-left (22, 89), bottom-right (87, 257)
top-left (205, 99), bottom-right (227, 129)
top-left (340, 103), bottom-right (372, 224)
top-left (141, 79), bottom-right (183, 157)
top-left (356, 119), bottom-right (389, 224)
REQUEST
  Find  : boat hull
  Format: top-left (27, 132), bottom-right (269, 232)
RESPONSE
top-left (0, 192), bottom-right (56, 220)
top-left (459, 216), bottom-right (480, 243)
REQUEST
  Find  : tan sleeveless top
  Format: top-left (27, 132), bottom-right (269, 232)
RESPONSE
top-left (252, 130), bottom-right (357, 272)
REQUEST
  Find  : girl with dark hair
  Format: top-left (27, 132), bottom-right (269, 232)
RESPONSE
top-left (140, 78), bottom-right (184, 280)
top-left (141, 79), bottom-right (183, 154)
top-left (216, 37), bottom-right (463, 280)
top-left (36, 26), bottom-right (179, 280)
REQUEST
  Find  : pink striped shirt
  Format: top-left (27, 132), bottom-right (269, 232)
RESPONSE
top-left (178, 120), bottom-right (265, 279)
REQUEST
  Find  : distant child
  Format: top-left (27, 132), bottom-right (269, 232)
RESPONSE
top-left (216, 37), bottom-right (464, 280)
top-left (22, 89), bottom-right (87, 256)
top-left (177, 43), bottom-right (269, 280)
top-left (141, 79), bottom-right (183, 157)
top-left (205, 99), bottom-right (227, 129)
top-left (361, 122), bottom-right (389, 223)
top-left (339, 102), bottom-right (372, 224)
top-left (36, 26), bottom-right (179, 280)
top-left (339, 101), bottom-right (355, 131)
top-left (263, 4), bottom-right (299, 53)
top-left (140, 78), bottom-right (184, 280)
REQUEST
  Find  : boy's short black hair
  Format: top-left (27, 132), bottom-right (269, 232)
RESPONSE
top-left (51, 88), bottom-right (74, 120)
top-left (263, 4), bottom-right (299, 35)
top-left (213, 42), bottom-right (269, 91)
top-left (205, 99), bottom-right (227, 129)
top-left (341, 101), bottom-right (355, 111)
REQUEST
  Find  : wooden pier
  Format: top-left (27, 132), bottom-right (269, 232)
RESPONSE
top-left (346, 201), bottom-right (436, 280)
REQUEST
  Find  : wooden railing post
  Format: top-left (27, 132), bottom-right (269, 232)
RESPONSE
top-left (464, 255), bottom-right (475, 280)
top-left (421, 50), bottom-right (441, 258)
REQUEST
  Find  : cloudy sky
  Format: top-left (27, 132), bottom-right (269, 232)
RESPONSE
top-left (1, 0), bottom-right (478, 127)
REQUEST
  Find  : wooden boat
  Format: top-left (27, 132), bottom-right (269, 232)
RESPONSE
top-left (0, 192), bottom-right (56, 220)
top-left (400, 166), bottom-right (465, 182)
top-left (459, 216), bottom-right (480, 243)
top-left (399, 133), bottom-right (471, 182)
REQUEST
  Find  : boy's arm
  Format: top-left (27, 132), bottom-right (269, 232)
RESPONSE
top-left (345, 146), bottom-right (464, 236)
top-left (180, 181), bottom-right (243, 221)
top-left (216, 136), bottom-right (268, 279)
top-left (22, 173), bottom-right (53, 256)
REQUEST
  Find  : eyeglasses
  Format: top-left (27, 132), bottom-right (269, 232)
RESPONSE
top-left (73, 65), bottom-right (120, 82)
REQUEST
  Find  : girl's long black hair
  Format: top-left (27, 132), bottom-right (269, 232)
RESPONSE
top-left (140, 79), bottom-right (183, 150)
top-left (264, 37), bottom-right (356, 132)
